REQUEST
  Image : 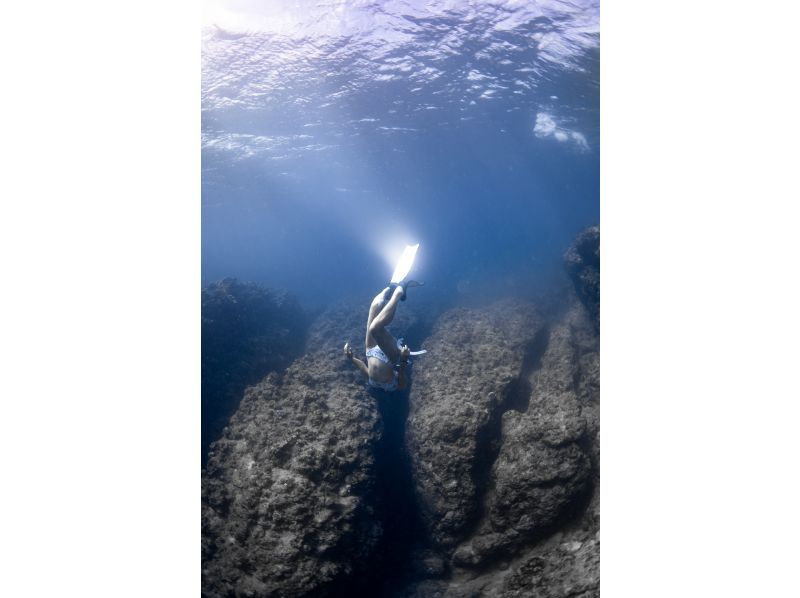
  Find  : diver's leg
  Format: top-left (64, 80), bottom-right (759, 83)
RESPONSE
top-left (365, 288), bottom-right (390, 348)
top-left (371, 285), bottom-right (404, 330)
top-left (368, 286), bottom-right (405, 362)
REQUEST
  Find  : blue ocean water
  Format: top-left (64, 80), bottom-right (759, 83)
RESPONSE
top-left (202, 0), bottom-right (599, 307)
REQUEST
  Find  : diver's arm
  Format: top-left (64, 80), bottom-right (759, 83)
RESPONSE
top-left (350, 356), bottom-right (369, 379)
top-left (344, 343), bottom-right (369, 379)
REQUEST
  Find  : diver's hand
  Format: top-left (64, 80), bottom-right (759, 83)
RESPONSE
top-left (399, 345), bottom-right (410, 363)
top-left (343, 342), bottom-right (354, 359)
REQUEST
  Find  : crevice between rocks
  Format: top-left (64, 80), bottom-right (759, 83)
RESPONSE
top-left (319, 322), bottom-right (435, 597)
top-left (466, 324), bottom-right (552, 541)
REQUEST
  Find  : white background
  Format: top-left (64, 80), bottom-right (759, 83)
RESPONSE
top-left (1, 1), bottom-right (799, 595)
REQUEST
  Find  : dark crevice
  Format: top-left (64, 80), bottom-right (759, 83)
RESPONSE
top-left (317, 389), bottom-right (425, 598)
top-left (320, 315), bottom-right (438, 597)
top-left (508, 324), bottom-right (552, 413)
top-left (577, 427), bottom-right (601, 482)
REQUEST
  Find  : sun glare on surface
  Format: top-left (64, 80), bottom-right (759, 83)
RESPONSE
top-left (203, 0), bottom-right (285, 32)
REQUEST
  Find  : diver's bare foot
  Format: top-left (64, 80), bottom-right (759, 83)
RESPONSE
top-left (397, 279), bottom-right (423, 298)
top-left (343, 342), bottom-right (353, 359)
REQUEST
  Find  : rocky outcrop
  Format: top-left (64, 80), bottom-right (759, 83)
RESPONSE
top-left (500, 500), bottom-right (599, 598)
top-left (202, 231), bottom-right (600, 596)
top-left (451, 300), bottom-right (597, 570)
top-left (401, 292), bottom-right (600, 597)
top-left (407, 491), bottom-right (599, 598)
top-left (201, 350), bottom-right (382, 598)
top-left (201, 296), bottom-right (432, 597)
top-left (202, 279), bottom-right (307, 460)
top-left (564, 226), bottom-right (600, 328)
top-left (405, 300), bottom-right (547, 549)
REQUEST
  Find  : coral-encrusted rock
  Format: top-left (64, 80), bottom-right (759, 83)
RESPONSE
top-left (202, 279), bottom-right (307, 460)
top-left (452, 301), bottom-right (596, 568)
top-left (501, 535), bottom-right (599, 598)
top-left (401, 294), bottom-right (600, 598)
top-left (499, 488), bottom-right (600, 598)
top-left (406, 300), bottom-right (546, 549)
top-left (201, 294), bottom-right (430, 598)
top-left (563, 226), bottom-right (600, 328)
top-left (201, 256), bottom-right (601, 597)
top-left (201, 347), bottom-right (382, 598)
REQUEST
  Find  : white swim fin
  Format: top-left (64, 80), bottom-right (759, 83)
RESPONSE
top-left (390, 244), bottom-right (419, 284)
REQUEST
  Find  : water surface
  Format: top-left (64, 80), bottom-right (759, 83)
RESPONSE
top-left (202, 0), bottom-right (599, 306)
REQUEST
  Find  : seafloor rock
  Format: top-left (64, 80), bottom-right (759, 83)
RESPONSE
top-left (203, 247), bottom-right (600, 597)
top-left (406, 299), bottom-right (547, 549)
top-left (451, 300), bottom-right (597, 569)
top-left (202, 278), bottom-right (307, 460)
top-left (563, 226), bottom-right (600, 328)
top-left (202, 348), bottom-right (382, 598)
top-left (400, 292), bottom-right (600, 598)
top-left (500, 526), bottom-right (599, 598)
top-left (412, 491), bottom-right (599, 598)
top-left (202, 296), bottom-right (431, 598)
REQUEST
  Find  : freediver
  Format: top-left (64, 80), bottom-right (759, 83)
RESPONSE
top-left (343, 280), bottom-right (423, 392)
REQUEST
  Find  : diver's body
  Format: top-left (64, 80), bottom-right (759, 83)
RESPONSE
top-left (344, 282), bottom-right (420, 392)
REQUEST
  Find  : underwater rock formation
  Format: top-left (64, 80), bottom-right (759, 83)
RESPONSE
top-left (450, 300), bottom-right (598, 570)
top-left (201, 297), bottom-right (430, 597)
top-left (499, 506), bottom-right (599, 598)
top-left (405, 300), bottom-right (546, 549)
top-left (406, 490), bottom-right (599, 598)
top-left (202, 349), bottom-right (382, 598)
top-left (404, 293), bottom-right (598, 568)
top-left (202, 278), bottom-right (307, 461)
top-left (401, 292), bottom-right (600, 597)
top-left (563, 225), bottom-right (600, 328)
top-left (202, 230), bottom-right (600, 596)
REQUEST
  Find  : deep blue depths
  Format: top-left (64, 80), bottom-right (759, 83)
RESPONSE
top-left (202, 1), bottom-right (599, 308)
